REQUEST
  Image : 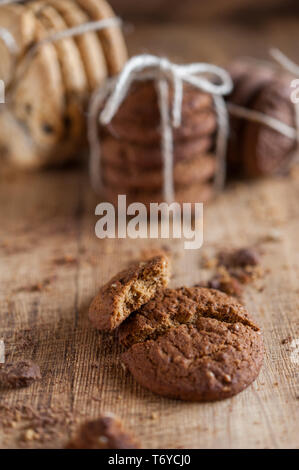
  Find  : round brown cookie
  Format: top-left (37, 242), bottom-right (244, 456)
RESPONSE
top-left (89, 255), bottom-right (170, 331)
top-left (10, 19), bottom-right (66, 160)
top-left (227, 58), bottom-right (277, 174)
top-left (112, 80), bottom-right (214, 124)
top-left (0, 4), bottom-right (36, 87)
top-left (103, 153), bottom-right (217, 192)
top-left (107, 108), bottom-right (217, 145)
top-left (119, 287), bottom-right (263, 402)
top-left (101, 134), bottom-right (213, 170)
top-left (65, 414), bottom-right (140, 449)
top-left (76, 0), bottom-right (128, 75)
top-left (102, 182), bottom-right (214, 207)
top-left (48, 0), bottom-right (108, 91)
top-left (228, 58), bottom-right (276, 106)
top-left (242, 77), bottom-right (297, 177)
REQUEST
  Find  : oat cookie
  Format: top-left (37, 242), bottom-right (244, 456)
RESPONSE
top-left (120, 287), bottom-right (263, 401)
top-left (101, 134), bottom-right (213, 170)
top-left (107, 109), bottom-right (217, 145)
top-left (89, 255), bottom-right (170, 331)
top-left (113, 80), bottom-right (214, 124)
top-left (66, 414), bottom-right (140, 449)
top-left (103, 153), bottom-right (216, 191)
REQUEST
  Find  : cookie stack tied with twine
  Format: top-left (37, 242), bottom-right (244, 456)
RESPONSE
top-left (227, 49), bottom-right (299, 178)
top-left (0, 0), bottom-right (127, 170)
top-left (89, 55), bottom-right (233, 206)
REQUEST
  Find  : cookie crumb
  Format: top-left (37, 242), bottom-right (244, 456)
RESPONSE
top-left (65, 415), bottom-right (140, 449)
top-left (0, 360), bottom-right (41, 389)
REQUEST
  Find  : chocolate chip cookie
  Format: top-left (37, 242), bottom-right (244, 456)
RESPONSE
top-left (119, 287), bottom-right (263, 402)
top-left (89, 255), bottom-right (170, 331)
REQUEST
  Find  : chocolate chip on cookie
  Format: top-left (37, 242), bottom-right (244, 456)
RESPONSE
top-left (89, 255), bottom-right (170, 331)
top-left (120, 287), bottom-right (263, 402)
top-left (65, 414), bottom-right (140, 449)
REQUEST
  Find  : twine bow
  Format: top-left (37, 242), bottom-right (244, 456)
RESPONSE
top-left (89, 54), bottom-right (233, 203)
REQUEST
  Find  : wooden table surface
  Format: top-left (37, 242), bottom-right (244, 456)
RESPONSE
top-left (0, 18), bottom-right (299, 449)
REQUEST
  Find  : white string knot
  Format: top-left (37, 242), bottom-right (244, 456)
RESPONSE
top-left (89, 54), bottom-right (233, 203)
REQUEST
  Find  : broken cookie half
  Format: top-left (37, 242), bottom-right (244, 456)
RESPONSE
top-left (88, 255), bottom-right (170, 331)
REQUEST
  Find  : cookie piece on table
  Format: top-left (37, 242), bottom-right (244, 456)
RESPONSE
top-left (89, 255), bottom-right (170, 331)
top-left (120, 287), bottom-right (263, 402)
top-left (48, 0), bottom-right (108, 91)
top-left (65, 414), bottom-right (140, 449)
top-left (101, 134), bottom-right (213, 170)
top-left (103, 153), bottom-right (217, 191)
top-left (0, 360), bottom-right (41, 389)
top-left (77, 0), bottom-right (128, 75)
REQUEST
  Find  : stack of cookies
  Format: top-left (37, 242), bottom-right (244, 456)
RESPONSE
top-left (0, 0), bottom-right (127, 170)
top-left (100, 80), bottom-right (219, 205)
top-left (227, 58), bottom-right (298, 178)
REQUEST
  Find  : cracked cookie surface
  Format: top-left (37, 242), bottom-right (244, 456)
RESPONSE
top-left (120, 287), bottom-right (263, 401)
top-left (89, 255), bottom-right (170, 331)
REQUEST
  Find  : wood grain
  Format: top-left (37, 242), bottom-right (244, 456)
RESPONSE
top-left (0, 19), bottom-right (299, 449)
